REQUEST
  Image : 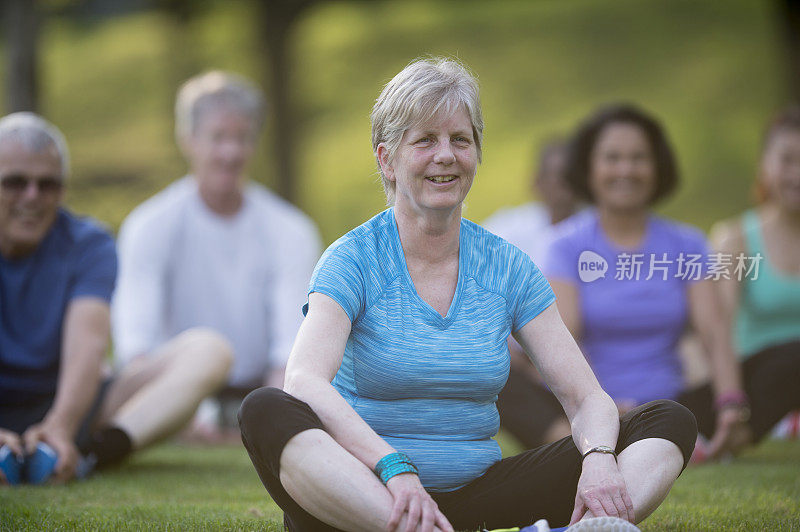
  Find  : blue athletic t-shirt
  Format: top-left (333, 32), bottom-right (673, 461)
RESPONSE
top-left (305, 208), bottom-right (555, 492)
top-left (0, 209), bottom-right (117, 406)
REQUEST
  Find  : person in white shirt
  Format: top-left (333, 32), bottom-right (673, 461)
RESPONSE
top-left (112, 71), bottom-right (321, 442)
top-left (483, 139), bottom-right (577, 265)
top-left (483, 139), bottom-right (580, 448)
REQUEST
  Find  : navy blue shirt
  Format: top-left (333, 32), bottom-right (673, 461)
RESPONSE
top-left (0, 209), bottom-right (117, 406)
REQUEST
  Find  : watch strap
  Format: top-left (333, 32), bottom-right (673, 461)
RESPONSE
top-left (581, 445), bottom-right (617, 462)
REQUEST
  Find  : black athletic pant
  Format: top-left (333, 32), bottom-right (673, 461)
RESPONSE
top-left (678, 340), bottom-right (800, 441)
top-left (238, 388), bottom-right (696, 532)
top-left (498, 340), bottom-right (800, 446)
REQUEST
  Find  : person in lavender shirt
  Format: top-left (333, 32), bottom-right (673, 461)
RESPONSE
top-left (543, 104), bottom-right (751, 461)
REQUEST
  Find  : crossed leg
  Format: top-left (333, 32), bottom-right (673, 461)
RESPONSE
top-left (97, 327), bottom-right (233, 450)
top-left (240, 389), bottom-right (696, 532)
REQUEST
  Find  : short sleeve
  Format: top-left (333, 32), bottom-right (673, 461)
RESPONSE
top-left (304, 240), bottom-right (366, 323)
top-left (507, 251), bottom-right (556, 332)
top-left (70, 228), bottom-right (117, 302)
top-left (541, 232), bottom-right (579, 283)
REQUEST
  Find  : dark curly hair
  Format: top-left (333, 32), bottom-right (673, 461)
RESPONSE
top-left (564, 103), bottom-right (679, 206)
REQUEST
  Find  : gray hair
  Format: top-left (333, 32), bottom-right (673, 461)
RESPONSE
top-left (0, 112), bottom-right (70, 177)
top-left (175, 70), bottom-right (266, 141)
top-left (371, 57), bottom-right (484, 204)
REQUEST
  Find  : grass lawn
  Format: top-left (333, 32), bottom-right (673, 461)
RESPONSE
top-left (1, 437), bottom-right (798, 531)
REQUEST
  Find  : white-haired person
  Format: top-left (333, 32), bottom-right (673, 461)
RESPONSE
top-left (0, 113), bottom-right (231, 485)
top-left (237, 58), bottom-right (697, 532)
top-left (112, 71), bottom-right (321, 442)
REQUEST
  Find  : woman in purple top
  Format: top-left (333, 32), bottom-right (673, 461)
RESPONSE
top-left (544, 104), bottom-right (751, 460)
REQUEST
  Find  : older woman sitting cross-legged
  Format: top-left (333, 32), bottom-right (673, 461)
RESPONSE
top-left (237, 57), bottom-right (697, 532)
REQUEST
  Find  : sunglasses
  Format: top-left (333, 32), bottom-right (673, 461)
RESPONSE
top-left (0, 174), bottom-right (63, 196)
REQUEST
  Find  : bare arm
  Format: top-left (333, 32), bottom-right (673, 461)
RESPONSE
top-left (709, 219), bottom-right (745, 322)
top-left (514, 303), bottom-right (634, 523)
top-left (284, 292), bottom-right (396, 467)
top-left (687, 280), bottom-right (744, 399)
top-left (549, 279), bottom-right (582, 339)
top-left (284, 292), bottom-right (453, 531)
top-left (513, 303), bottom-right (615, 452)
top-left (22, 297), bottom-right (110, 482)
top-left (693, 220), bottom-right (751, 457)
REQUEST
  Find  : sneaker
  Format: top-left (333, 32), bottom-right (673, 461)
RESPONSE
top-left (519, 517), bottom-right (641, 532)
top-left (0, 445), bottom-right (23, 485)
top-left (26, 442), bottom-right (58, 485)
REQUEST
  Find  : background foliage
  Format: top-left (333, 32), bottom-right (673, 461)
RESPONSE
top-left (1, 0), bottom-right (787, 244)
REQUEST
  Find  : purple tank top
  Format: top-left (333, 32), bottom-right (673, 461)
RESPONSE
top-left (543, 210), bottom-right (709, 404)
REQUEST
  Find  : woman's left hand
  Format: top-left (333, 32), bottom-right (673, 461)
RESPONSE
top-left (569, 453), bottom-right (635, 525)
top-left (706, 408), bottom-right (752, 460)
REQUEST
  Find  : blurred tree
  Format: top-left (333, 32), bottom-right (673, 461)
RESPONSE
top-left (3, 0), bottom-right (41, 113)
top-left (157, 0), bottom-right (204, 118)
top-left (779, 0), bottom-right (800, 101)
top-left (258, 0), bottom-right (319, 202)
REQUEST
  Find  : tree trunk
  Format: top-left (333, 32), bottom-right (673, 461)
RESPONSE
top-left (259, 0), bottom-right (315, 203)
top-left (160, 0), bottom-right (201, 99)
top-left (778, 0), bottom-right (800, 100)
top-left (4, 0), bottom-right (40, 113)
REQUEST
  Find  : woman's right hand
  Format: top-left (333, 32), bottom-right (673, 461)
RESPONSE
top-left (385, 473), bottom-right (454, 532)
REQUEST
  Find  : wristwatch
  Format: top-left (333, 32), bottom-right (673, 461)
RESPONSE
top-left (581, 445), bottom-right (617, 462)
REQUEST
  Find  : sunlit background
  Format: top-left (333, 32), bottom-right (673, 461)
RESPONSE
top-left (1, 0), bottom-right (791, 244)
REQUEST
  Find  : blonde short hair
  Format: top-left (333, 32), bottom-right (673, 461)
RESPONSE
top-left (0, 112), bottom-right (70, 178)
top-left (370, 57), bottom-right (484, 204)
top-left (175, 70), bottom-right (265, 141)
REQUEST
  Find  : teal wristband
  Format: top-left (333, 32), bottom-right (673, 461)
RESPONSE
top-left (374, 452), bottom-right (418, 485)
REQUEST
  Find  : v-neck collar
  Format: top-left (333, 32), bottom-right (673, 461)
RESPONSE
top-left (389, 208), bottom-right (465, 328)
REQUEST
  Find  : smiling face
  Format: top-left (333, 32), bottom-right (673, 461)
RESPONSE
top-left (0, 141), bottom-right (64, 259)
top-left (181, 106), bottom-right (257, 197)
top-left (379, 106), bottom-right (478, 217)
top-left (589, 122), bottom-right (656, 212)
top-left (760, 128), bottom-right (800, 212)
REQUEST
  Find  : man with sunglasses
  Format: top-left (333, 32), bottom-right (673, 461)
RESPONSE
top-left (0, 112), bottom-right (116, 483)
top-left (0, 113), bottom-right (233, 485)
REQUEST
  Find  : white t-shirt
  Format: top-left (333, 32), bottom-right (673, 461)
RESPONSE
top-left (482, 202), bottom-right (553, 266)
top-left (112, 176), bottom-right (321, 387)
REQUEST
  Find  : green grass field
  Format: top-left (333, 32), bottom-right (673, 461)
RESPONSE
top-left (1, 437), bottom-right (798, 531)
